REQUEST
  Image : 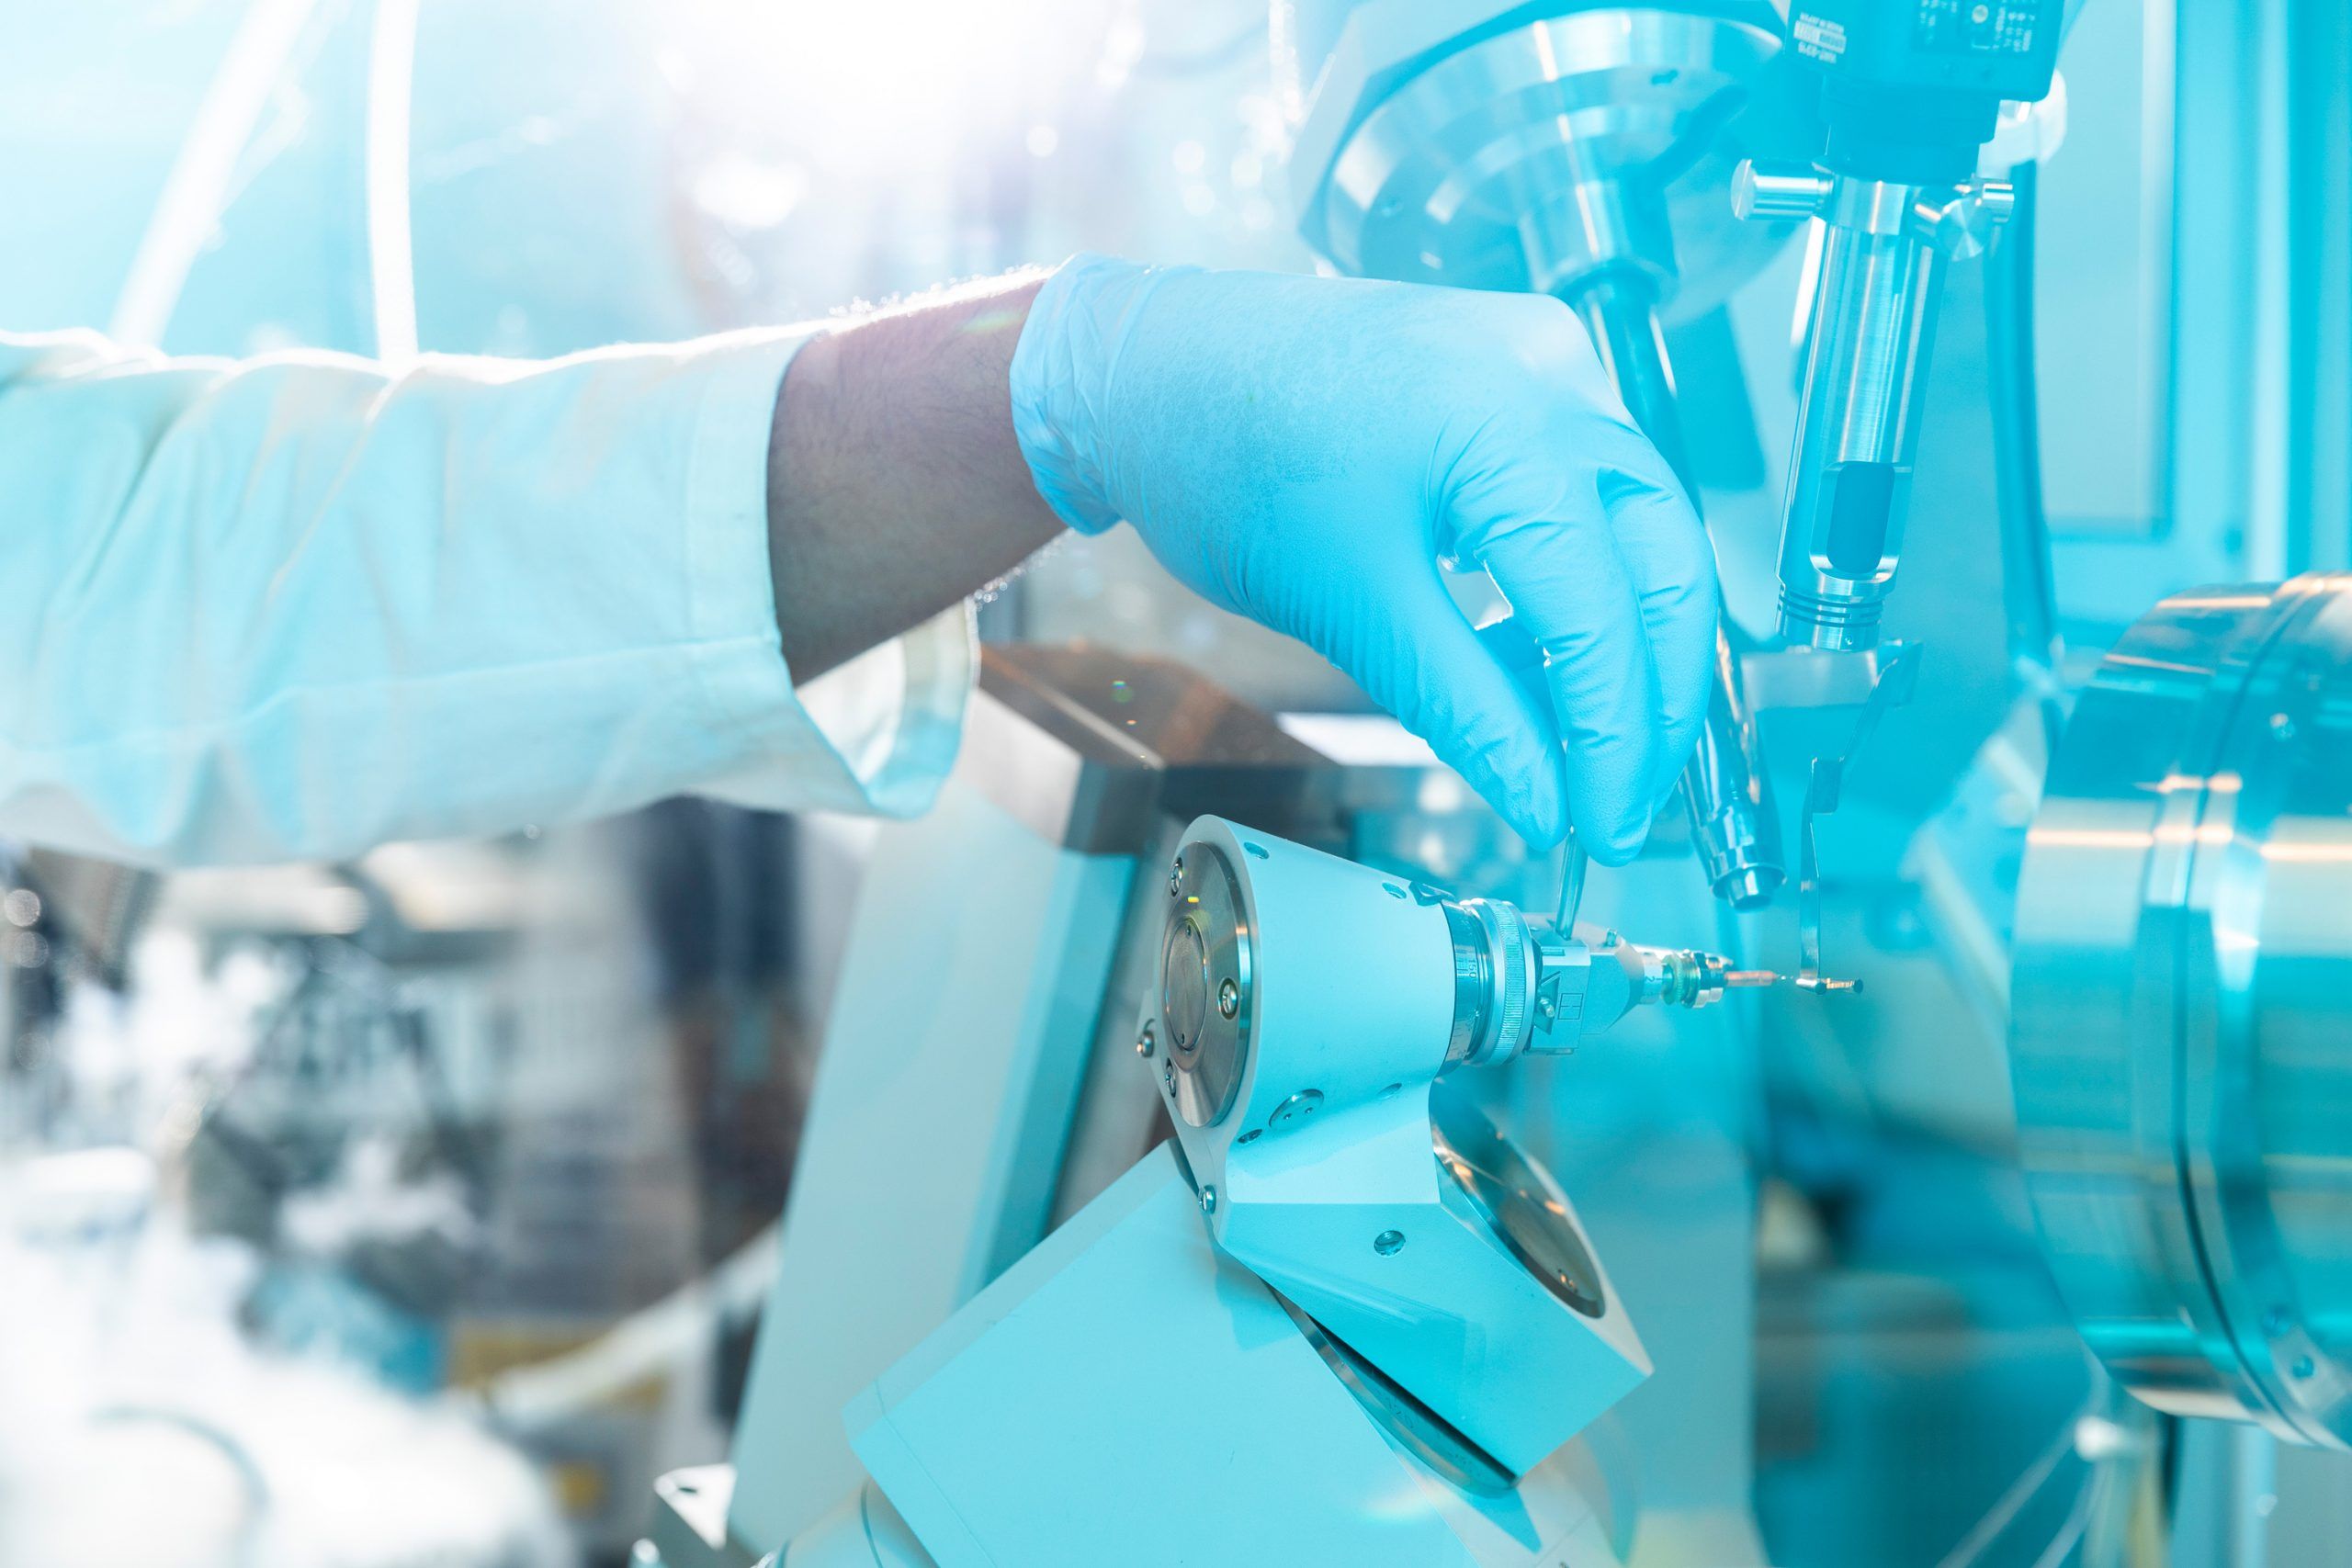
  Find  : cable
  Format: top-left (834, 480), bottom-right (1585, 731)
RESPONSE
top-left (474, 1221), bottom-right (781, 1430)
top-left (365, 0), bottom-right (422, 362)
top-left (1985, 158), bottom-right (2068, 742)
top-left (109, 0), bottom-right (326, 347)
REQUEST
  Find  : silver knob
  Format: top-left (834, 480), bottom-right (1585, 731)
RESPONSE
top-left (1910, 178), bottom-right (2016, 259)
top-left (1732, 160), bottom-right (1831, 222)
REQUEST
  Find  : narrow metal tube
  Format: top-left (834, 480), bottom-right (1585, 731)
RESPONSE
top-left (1685, 628), bottom-right (1781, 908)
top-left (1567, 272), bottom-right (1786, 910)
top-left (1568, 275), bottom-right (1693, 485)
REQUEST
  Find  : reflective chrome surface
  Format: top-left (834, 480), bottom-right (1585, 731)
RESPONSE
top-left (1295, 7), bottom-right (1806, 317)
top-left (1431, 887), bottom-right (1768, 1066)
top-left (1683, 626), bottom-right (1782, 908)
top-left (1740, 164), bottom-right (2015, 651)
top-left (1272, 1287), bottom-right (1519, 1497)
top-left (1434, 1089), bottom-right (1608, 1320)
top-left (2013, 574), bottom-right (2352, 1449)
top-left (1565, 271), bottom-right (1786, 910)
top-left (1161, 841), bottom-right (1252, 1127)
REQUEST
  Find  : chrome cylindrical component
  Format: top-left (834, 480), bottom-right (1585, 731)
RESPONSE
top-left (1159, 842), bottom-right (1255, 1128)
top-left (1289, 6), bottom-right (1804, 313)
top-left (2013, 575), bottom-right (2352, 1450)
top-left (1445, 897), bottom-right (1536, 1068)
top-left (1154, 826), bottom-right (1748, 1089)
top-left (1524, 181), bottom-right (1678, 310)
top-left (1684, 629), bottom-right (1784, 908)
top-left (1730, 160), bottom-right (1831, 220)
top-left (1773, 179), bottom-right (1946, 651)
top-left (1443, 896), bottom-right (1731, 1066)
top-left (1566, 271), bottom-right (1787, 911)
top-left (1566, 272), bottom-right (1690, 482)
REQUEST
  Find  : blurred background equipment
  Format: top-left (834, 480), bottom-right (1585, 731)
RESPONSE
top-left (4, 0), bottom-right (2351, 1564)
top-left (2014, 575), bottom-right (2352, 1454)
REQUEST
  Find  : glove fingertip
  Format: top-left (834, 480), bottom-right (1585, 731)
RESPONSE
top-left (1516, 768), bottom-right (1570, 850)
top-left (1452, 736), bottom-right (1566, 849)
top-left (1610, 813), bottom-right (1655, 865)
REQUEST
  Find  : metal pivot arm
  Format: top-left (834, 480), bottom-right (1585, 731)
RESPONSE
top-left (1793, 640), bottom-right (1920, 992)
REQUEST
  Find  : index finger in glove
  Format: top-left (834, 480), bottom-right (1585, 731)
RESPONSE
top-left (1577, 421), bottom-right (1720, 805)
top-left (1475, 518), bottom-right (1663, 863)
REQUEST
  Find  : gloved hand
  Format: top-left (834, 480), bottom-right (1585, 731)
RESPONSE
top-left (1009, 254), bottom-right (1717, 862)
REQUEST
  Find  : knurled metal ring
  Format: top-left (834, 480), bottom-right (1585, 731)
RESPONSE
top-left (1464, 898), bottom-right (1532, 1066)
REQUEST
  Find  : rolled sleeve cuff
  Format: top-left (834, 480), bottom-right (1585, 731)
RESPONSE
top-left (680, 326), bottom-right (977, 819)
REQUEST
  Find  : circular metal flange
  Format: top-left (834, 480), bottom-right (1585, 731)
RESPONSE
top-left (1431, 1085), bottom-right (1607, 1319)
top-left (2013, 575), bottom-right (2352, 1450)
top-left (1271, 1288), bottom-right (1517, 1496)
top-left (1159, 841), bottom-right (1254, 1128)
top-left (1298, 6), bottom-right (1811, 316)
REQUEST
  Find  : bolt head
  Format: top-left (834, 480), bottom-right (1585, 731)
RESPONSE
top-left (1913, 181), bottom-right (2012, 259)
top-left (1268, 1089), bottom-right (1325, 1129)
top-left (1168, 856), bottom-right (1184, 897)
top-left (1217, 978), bottom-right (1239, 1019)
top-left (1136, 1024), bottom-right (1156, 1059)
top-left (1199, 1186), bottom-right (1217, 1216)
top-left (1374, 1229), bottom-right (1406, 1257)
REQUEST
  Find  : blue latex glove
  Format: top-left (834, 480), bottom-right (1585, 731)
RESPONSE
top-left (1010, 254), bottom-right (1718, 862)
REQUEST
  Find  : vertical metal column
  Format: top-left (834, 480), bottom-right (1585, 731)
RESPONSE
top-left (1566, 272), bottom-right (1785, 910)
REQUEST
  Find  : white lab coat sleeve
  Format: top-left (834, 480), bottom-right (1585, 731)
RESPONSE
top-left (0, 327), bottom-right (977, 868)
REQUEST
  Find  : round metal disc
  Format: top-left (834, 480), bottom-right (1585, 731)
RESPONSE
top-left (1301, 8), bottom-right (1810, 316)
top-left (1159, 840), bottom-right (1252, 1127)
top-left (1431, 1083), bottom-right (1606, 1318)
top-left (1272, 1289), bottom-right (1515, 1497)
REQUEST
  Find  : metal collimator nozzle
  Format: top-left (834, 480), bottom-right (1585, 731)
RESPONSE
top-left (1734, 162), bottom-right (2014, 652)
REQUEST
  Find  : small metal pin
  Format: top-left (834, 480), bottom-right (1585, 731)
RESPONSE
top-left (1555, 827), bottom-right (1588, 934)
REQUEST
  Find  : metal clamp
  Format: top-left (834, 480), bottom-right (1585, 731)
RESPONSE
top-left (1793, 643), bottom-right (1922, 992)
top-left (1731, 160), bottom-right (2015, 258)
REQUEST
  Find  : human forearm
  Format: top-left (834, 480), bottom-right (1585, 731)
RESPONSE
top-left (765, 276), bottom-right (1062, 682)
top-left (0, 327), bottom-right (886, 865)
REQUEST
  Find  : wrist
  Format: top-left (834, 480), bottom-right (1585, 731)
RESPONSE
top-left (1007, 253), bottom-right (1157, 536)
